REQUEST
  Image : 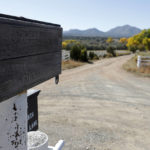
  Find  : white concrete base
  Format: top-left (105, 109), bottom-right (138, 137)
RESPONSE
top-left (28, 131), bottom-right (48, 150)
top-left (0, 92), bottom-right (27, 150)
top-left (28, 131), bottom-right (64, 150)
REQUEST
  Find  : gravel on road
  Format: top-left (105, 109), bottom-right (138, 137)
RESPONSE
top-left (36, 55), bottom-right (150, 150)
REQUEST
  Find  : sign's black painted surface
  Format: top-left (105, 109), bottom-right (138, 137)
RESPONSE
top-left (27, 89), bottom-right (40, 132)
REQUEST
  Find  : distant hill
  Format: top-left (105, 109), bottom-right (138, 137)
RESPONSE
top-left (64, 28), bottom-right (105, 37)
top-left (63, 25), bottom-right (141, 38)
top-left (105, 25), bottom-right (141, 37)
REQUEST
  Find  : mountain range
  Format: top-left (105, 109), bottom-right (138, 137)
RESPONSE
top-left (63, 25), bottom-right (141, 38)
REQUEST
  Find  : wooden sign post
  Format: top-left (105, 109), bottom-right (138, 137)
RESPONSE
top-left (0, 14), bottom-right (63, 150)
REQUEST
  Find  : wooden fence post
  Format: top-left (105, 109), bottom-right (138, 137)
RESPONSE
top-left (137, 55), bottom-right (141, 68)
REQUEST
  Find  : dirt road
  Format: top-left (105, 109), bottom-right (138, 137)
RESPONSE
top-left (36, 55), bottom-right (150, 150)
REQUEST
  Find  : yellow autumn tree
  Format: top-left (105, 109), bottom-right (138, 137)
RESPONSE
top-left (119, 37), bottom-right (128, 44)
top-left (142, 37), bottom-right (150, 50)
top-left (126, 29), bottom-right (150, 52)
top-left (62, 41), bottom-right (67, 49)
top-left (62, 40), bottom-right (80, 50)
top-left (106, 37), bottom-right (113, 43)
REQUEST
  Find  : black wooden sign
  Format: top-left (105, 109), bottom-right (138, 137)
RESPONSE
top-left (27, 89), bottom-right (40, 132)
top-left (0, 14), bottom-right (62, 102)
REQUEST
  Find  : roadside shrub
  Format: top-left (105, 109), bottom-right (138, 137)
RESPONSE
top-left (103, 54), bottom-right (107, 58)
top-left (93, 54), bottom-right (99, 60)
top-left (70, 45), bottom-right (81, 61)
top-left (106, 46), bottom-right (116, 57)
top-left (89, 52), bottom-right (99, 60)
top-left (89, 52), bottom-right (95, 59)
top-left (70, 45), bottom-right (88, 62)
top-left (80, 49), bottom-right (88, 62)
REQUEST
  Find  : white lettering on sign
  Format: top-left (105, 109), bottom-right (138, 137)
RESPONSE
top-left (28, 112), bottom-right (34, 120)
top-left (29, 120), bottom-right (38, 131)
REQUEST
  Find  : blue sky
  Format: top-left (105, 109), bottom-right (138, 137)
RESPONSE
top-left (0, 0), bottom-right (149, 31)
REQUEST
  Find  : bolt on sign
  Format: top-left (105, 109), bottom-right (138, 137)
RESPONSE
top-left (0, 14), bottom-right (62, 102)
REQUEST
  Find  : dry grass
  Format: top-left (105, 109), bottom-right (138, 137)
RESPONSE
top-left (140, 66), bottom-right (150, 74)
top-left (62, 60), bottom-right (85, 70)
top-left (123, 52), bottom-right (150, 77)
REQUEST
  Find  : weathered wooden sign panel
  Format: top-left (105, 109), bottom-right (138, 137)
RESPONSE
top-left (0, 14), bottom-right (62, 102)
